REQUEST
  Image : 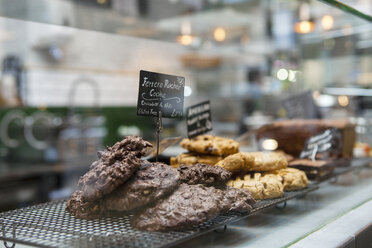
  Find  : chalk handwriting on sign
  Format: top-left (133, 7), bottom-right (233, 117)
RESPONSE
top-left (283, 91), bottom-right (321, 119)
top-left (186, 100), bottom-right (212, 138)
top-left (300, 128), bottom-right (342, 160)
top-left (137, 70), bottom-right (185, 118)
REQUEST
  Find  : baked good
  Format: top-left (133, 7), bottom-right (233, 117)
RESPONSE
top-left (170, 153), bottom-right (223, 167)
top-left (132, 183), bottom-right (255, 231)
top-left (227, 173), bottom-right (283, 200)
top-left (219, 187), bottom-right (256, 212)
top-left (180, 135), bottom-right (239, 156)
top-left (289, 159), bottom-right (335, 180)
top-left (131, 184), bottom-right (222, 231)
top-left (216, 152), bottom-right (255, 173)
top-left (76, 136), bottom-right (152, 202)
top-left (177, 163), bottom-right (231, 187)
top-left (216, 151), bottom-right (287, 173)
top-left (103, 161), bottom-right (180, 212)
top-left (255, 119), bottom-right (356, 158)
top-left (66, 191), bottom-right (104, 219)
top-left (77, 153), bottom-right (141, 201)
top-left (271, 168), bottom-right (308, 191)
top-left (248, 152), bottom-right (288, 171)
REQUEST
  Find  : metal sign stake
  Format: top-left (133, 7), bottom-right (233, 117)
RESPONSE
top-left (156, 111), bottom-right (163, 162)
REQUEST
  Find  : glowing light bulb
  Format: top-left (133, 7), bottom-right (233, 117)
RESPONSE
top-left (277, 69), bottom-right (289, 81)
top-left (321, 15), bottom-right (334, 30)
top-left (214, 27), bottom-right (226, 42)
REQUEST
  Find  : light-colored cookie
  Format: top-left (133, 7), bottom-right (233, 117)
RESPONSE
top-left (170, 153), bottom-right (223, 168)
top-left (180, 135), bottom-right (239, 156)
top-left (248, 152), bottom-right (288, 171)
top-left (216, 153), bottom-right (254, 173)
top-left (271, 168), bottom-right (308, 191)
top-left (216, 151), bottom-right (287, 173)
top-left (228, 173), bottom-right (283, 200)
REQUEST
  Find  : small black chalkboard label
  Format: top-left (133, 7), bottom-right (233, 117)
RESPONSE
top-left (137, 70), bottom-right (185, 118)
top-left (186, 100), bottom-right (212, 138)
top-left (283, 91), bottom-right (321, 119)
top-left (300, 128), bottom-right (342, 159)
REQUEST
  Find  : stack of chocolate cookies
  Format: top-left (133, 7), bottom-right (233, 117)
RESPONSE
top-left (66, 136), bottom-right (255, 232)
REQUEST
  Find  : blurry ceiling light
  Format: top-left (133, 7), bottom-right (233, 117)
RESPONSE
top-left (184, 86), bottom-right (192, 97)
top-left (294, 20), bottom-right (315, 34)
top-left (338, 95), bottom-right (349, 107)
top-left (277, 68), bottom-right (289, 81)
top-left (288, 70), bottom-right (296, 82)
top-left (213, 27), bottom-right (226, 42)
top-left (321, 15), bottom-right (334, 30)
top-left (262, 139), bottom-right (278, 151)
top-left (97, 0), bottom-right (107, 4)
top-left (312, 90), bottom-right (320, 100)
top-left (316, 94), bottom-right (335, 107)
top-left (177, 34), bottom-right (194, 46)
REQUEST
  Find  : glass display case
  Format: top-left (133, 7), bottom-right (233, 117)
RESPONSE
top-left (0, 0), bottom-right (372, 247)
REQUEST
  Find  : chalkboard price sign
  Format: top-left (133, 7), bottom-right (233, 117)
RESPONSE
top-left (186, 100), bottom-right (212, 138)
top-left (300, 128), bottom-right (342, 160)
top-left (137, 70), bottom-right (185, 118)
top-left (283, 91), bottom-right (321, 119)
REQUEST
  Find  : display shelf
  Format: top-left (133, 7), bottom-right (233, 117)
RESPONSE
top-left (0, 185), bottom-right (318, 248)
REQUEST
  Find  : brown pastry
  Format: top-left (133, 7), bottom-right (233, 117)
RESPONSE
top-left (271, 168), bottom-right (308, 191)
top-left (255, 119), bottom-right (355, 157)
top-left (227, 173), bottom-right (283, 200)
top-left (103, 161), bottom-right (180, 212)
top-left (216, 151), bottom-right (287, 173)
top-left (180, 135), bottom-right (239, 156)
top-left (289, 159), bottom-right (335, 180)
top-left (132, 183), bottom-right (255, 231)
top-left (248, 151), bottom-right (288, 171)
top-left (66, 191), bottom-right (104, 219)
top-left (216, 152), bottom-right (255, 173)
top-left (170, 153), bottom-right (223, 167)
top-left (177, 163), bottom-right (231, 187)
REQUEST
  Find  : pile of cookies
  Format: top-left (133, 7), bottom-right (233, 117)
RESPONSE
top-left (218, 151), bottom-right (309, 200)
top-left (170, 135), bottom-right (239, 167)
top-left (66, 136), bottom-right (256, 231)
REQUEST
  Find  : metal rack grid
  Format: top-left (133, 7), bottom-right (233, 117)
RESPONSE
top-left (0, 185), bottom-right (318, 248)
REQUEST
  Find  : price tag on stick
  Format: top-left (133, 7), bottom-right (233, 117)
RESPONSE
top-left (186, 100), bottom-right (213, 138)
top-left (137, 70), bottom-right (185, 161)
top-left (300, 128), bottom-right (342, 160)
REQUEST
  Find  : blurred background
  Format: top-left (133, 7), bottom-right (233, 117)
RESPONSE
top-left (0, 0), bottom-right (371, 211)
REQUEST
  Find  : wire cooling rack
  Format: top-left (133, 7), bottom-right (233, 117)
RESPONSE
top-left (0, 185), bottom-right (318, 248)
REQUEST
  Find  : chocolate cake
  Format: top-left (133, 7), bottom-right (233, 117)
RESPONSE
top-left (255, 119), bottom-right (355, 158)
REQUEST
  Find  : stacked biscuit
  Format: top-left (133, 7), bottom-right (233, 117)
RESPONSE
top-left (219, 151), bottom-right (309, 200)
top-left (170, 135), bottom-right (239, 167)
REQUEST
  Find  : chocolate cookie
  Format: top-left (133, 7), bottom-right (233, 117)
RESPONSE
top-left (77, 136), bottom-right (153, 202)
top-left (65, 190), bottom-right (104, 219)
top-left (78, 153), bottom-right (141, 201)
top-left (104, 162), bottom-right (180, 212)
top-left (177, 163), bottom-right (231, 187)
top-left (219, 187), bottom-right (255, 212)
top-left (131, 184), bottom-right (222, 231)
top-left (132, 183), bottom-right (255, 231)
